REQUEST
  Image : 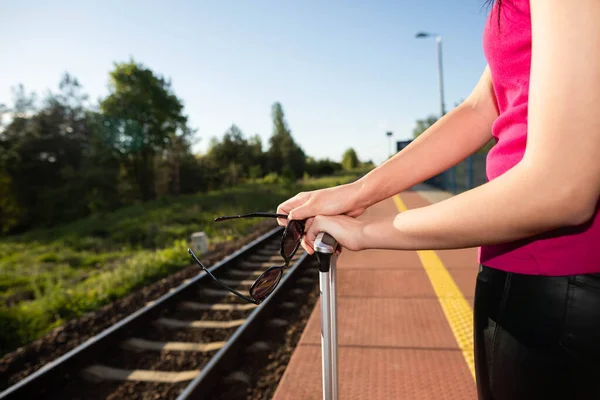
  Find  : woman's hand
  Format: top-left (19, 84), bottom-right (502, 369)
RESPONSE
top-left (276, 183), bottom-right (366, 227)
top-left (301, 214), bottom-right (367, 254)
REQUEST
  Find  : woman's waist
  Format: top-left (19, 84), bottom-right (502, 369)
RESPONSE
top-left (479, 210), bottom-right (600, 275)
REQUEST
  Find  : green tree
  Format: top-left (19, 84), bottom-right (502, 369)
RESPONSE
top-left (341, 148), bottom-right (360, 170)
top-left (413, 115), bottom-right (438, 139)
top-left (207, 125), bottom-right (252, 167)
top-left (82, 112), bottom-right (121, 212)
top-left (100, 60), bottom-right (192, 201)
top-left (248, 134), bottom-right (265, 177)
top-left (0, 170), bottom-right (23, 233)
top-left (305, 157), bottom-right (341, 176)
top-left (204, 124), bottom-right (264, 185)
top-left (361, 159), bottom-right (375, 169)
top-left (0, 74), bottom-right (107, 230)
top-left (267, 102), bottom-right (305, 178)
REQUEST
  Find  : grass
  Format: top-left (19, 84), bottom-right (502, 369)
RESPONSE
top-left (0, 173), bottom-right (360, 356)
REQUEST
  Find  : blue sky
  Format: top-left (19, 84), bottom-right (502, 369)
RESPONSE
top-left (1, 0), bottom-right (490, 165)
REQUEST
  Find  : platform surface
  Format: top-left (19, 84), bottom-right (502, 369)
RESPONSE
top-left (272, 185), bottom-right (479, 400)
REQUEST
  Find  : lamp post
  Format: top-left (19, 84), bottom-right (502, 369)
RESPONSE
top-left (386, 131), bottom-right (393, 158)
top-left (415, 31), bottom-right (446, 117)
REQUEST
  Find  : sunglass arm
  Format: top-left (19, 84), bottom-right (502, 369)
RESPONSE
top-left (209, 273), bottom-right (259, 304)
top-left (214, 212), bottom-right (288, 222)
top-left (188, 248), bottom-right (259, 305)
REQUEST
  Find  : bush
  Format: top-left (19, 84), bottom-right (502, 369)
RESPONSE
top-left (305, 158), bottom-right (342, 177)
top-left (0, 305), bottom-right (54, 355)
top-left (262, 172), bottom-right (280, 184)
top-left (0, 174), bottom-right (362, 356)
top-left (249, 165), bottom-right (263, 181)
top-left (280, 166), bottom-right (295, 185)
top-left (341, 148), bottom-right (360, 170)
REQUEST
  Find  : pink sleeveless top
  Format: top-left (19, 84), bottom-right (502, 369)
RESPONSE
top-left (479, 0), bottom-right (600, 276)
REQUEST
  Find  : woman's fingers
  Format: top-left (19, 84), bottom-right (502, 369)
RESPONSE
top-left (303, 216), bottom-right (323, 250)
top-left (303, 216), bottom-right (341, 252)
top-left (277, 192), bottom-right (310, 226)
top-left (301, 237), bottom-right (315, 255)
top-left (304, 215), bottom-right (365, 252)
top-left (346, 207), bottom-right (366, 218)
top-left (303, 217), bottom-right (314, 237)
top-left (300, 218), bottom-right (315, 254)
top-left (288, 199), bottom-right (317, 222)
top-left (279, 185), bottom-right (363, 225)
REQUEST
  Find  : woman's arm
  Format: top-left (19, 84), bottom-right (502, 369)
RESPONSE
top-left (279, 66), bottom-right (497, 225)
top-left (305, 0), bottom-right (600, 252)
top-left (354, 66), bottom-right (498, 209)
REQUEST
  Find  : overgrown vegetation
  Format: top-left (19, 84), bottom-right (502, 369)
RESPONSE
top-left (0, 58), bottom-right (374, 356)
top-left (0, 173), bottom-right (361, 356)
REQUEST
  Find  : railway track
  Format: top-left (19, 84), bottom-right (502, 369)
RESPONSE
top-left (0, 226), bottom-right (318, 400)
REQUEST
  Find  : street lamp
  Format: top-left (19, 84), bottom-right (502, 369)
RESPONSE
top-left (386, 131), bottom-right (393, 158)
top-left (415, 31), bottom-right (446, 117)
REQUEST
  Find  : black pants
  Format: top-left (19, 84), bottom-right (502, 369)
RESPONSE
top-left (474, 265), bottom-right (600, 400)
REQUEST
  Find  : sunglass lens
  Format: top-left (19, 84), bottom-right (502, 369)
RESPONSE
top-left (250, 267), bottom-right (283, 301)
top-left (282, 220), bottom-right (302, 260)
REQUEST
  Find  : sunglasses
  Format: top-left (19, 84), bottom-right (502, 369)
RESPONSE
top-left (188, 212), bottom-right (305, 304)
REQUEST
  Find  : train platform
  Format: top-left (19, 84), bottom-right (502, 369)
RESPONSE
top-left (272, 184), bottom-right (479, 400)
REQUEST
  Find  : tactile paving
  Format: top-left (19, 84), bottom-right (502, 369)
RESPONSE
top-left (444, 268), bottom-right (477, 302)
top-left (336, 269), bottom-right (434, 298)
top-left (435, 248), bottom-right (480, 269)
top-left (273, 345), bottom-right (476, 400)
top-left (398, 189), bottom-right (435, 210)
top-left (338, 249), bottom-right (423, 269)
top-left (300, 298), bottom-right (459, 349)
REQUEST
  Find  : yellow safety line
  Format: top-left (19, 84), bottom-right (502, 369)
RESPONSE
top-left (393, 194), bottom-right (476, 381)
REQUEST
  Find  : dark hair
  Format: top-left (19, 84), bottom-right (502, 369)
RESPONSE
top-left (485, 0), bottom-right (502, 27)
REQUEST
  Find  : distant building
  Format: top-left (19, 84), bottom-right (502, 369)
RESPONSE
top-left (396, 140), bottom-right (412, 152)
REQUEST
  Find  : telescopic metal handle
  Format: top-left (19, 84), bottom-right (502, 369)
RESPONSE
top-left (315, 232), bottom-right (338, 254)
top-left (314, 231), bottom-right (339, 400)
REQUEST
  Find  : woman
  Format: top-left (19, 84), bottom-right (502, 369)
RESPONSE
top-left (277, 1), bottom-right (600, 399)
